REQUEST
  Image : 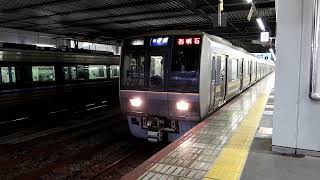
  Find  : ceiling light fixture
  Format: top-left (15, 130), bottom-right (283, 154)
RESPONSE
top-left (256, 18), bottom-right (266, 31)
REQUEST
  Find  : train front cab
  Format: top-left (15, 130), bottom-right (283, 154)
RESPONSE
top-left (120, 35), bottom-right (203, 142)
top-left (120, 33), bottom-right (274, 143)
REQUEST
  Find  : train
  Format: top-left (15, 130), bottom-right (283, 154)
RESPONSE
top-left (119, 30), bottom-right (275, 142)
top-left (0, 43), bottom-right (120, 124)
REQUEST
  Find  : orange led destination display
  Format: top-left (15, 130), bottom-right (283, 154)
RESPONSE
top-left (177, 37), bottom-right (201, 46)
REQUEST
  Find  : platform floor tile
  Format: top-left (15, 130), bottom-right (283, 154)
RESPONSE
top-left (125, 75), bottom-right (274, 180)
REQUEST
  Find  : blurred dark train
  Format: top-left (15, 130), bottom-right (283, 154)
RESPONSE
top-left (0, 43), bottom-right (120, 124)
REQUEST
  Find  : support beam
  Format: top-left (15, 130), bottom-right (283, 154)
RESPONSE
top-left (1, 0), bottom-right (76, 13)
top-left (19, 8), bottom-right (189, 29)
top-left (0, 0), bottom-right (173, 23)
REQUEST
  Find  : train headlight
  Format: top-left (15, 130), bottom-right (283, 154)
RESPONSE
top-left (130, 97), bottom-right (142, 107)
top-left (176, 101), bottom-right (189, 111)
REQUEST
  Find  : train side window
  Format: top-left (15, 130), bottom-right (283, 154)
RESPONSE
top-left (1, 67), bottom-right (10, 83)
top-left (64, 67), bottom-right (69, 80)
top-left (110, 65), bottom-right (120, 78)
top-left (243, 60), bottom-right (247, 78)
top-left (32, 66), bottom-right (55, 82)
top-left (64, 66), bottom-right (77, 80)
top-left (77, 65), bottom-right (89, 80)
top-left (247, 60), bottom-right (251, 77)
top-left (89, 65), bottom-right (107, 80)
top-left (11, 67), bottom-right (16, 83)
top-left (216, 56), bottom-right (222, 84)
top-left (0, 67), bottom-right (16, 84)
top-left (243, 60), bottom-right (250, 77)
top-left (231, 59), bottom-right (238, 81)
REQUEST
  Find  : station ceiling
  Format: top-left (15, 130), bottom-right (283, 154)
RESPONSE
top-left (0, 0), bottom-right (276, 52)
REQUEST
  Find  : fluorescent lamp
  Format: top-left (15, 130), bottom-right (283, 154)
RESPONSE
top-left (35, 43), bottom-right (56, 48)
top-left (247, 0), bottom-right (252, 3)
top-left (256, 18), bottom-right (266, 31)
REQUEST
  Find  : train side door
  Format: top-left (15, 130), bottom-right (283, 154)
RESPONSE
top-left (209, 55), bottom-right (216, 111)
top-left (249, 60), bottom-right (252, 84)
top-left (240, 59), bottom-right (244, 91)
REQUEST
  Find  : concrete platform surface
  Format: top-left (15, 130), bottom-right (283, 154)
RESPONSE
top-left (123, 74), bottom-right (276, 180)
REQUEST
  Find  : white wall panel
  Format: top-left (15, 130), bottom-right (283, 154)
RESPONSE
top-left (272, 0), bottom-right (303, 148)
top-left (274, 0), bottom-right (320, 153)
top-left (297, 0), bottom-right (320, 151)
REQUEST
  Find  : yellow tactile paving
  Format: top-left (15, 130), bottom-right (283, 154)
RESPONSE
top-left (204, 91), bottom-right (270, 180)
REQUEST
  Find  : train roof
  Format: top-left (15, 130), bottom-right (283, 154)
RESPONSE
top-left (126, 30), bottom-right (274, 66)
top-left (0, 48), bottom-right (120, 64)
top-left (127, 30), bottom-right (247, 53)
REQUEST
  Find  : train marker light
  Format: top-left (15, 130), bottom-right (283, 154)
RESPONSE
top-left (176, 101), bottom-right (189, 111)
top-left (130, 97), bottom-right (142, 107)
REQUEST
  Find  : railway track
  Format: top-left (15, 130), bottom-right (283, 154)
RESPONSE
top-left (89, 151), bottom-right (137, 180)
top-left (0, 106), bottom-right (127, 179)
top-left (0, 104), bottom-right (165, 180)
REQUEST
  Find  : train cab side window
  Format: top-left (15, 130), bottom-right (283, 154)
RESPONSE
top-left (32, 66), bottom-right (55, 82)
top-left (109, 65), bottom-right (120, 78)
top-left (89, 65), bottom-right (107, 80)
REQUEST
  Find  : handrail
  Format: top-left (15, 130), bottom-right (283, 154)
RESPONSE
top-left (311, 0), bottom-right (320, 100)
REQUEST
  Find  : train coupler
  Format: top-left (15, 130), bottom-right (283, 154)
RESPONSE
top-left (147, 130), bottom-right (163, 143)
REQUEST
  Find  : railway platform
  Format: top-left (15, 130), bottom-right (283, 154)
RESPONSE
top-left (122, 73), bottom-right (279, 180)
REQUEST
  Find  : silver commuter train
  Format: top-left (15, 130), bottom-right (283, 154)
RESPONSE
top-left (120, 31), bottom-right (275, 142)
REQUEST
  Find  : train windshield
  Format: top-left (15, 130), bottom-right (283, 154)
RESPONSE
top-left (121, 50), bottom-right (145, 90)
top-left (168, 36), bottom-right (201, 92)
top-left (121, 36), bottom-right (201, 92)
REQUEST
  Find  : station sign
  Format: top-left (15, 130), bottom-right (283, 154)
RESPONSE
top-left (177, 37), bottom-right (201, 46)
top-left (131, 39), bottom-right (144, 46)
top-left (260, 32), bottom-right (269, 42)
top-left (151, 37), bottom-right (169, 47)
